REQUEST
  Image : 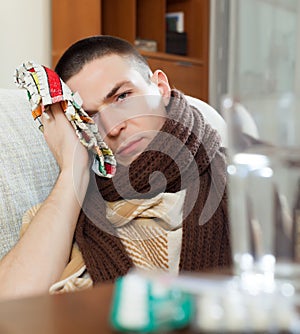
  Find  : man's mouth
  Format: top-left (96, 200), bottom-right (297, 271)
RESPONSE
top-left (116, 137), bottom-right (144, 157)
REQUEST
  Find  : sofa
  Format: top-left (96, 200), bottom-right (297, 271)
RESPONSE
top-left (0, 88), bottom-right (229, 260)
top-left (0, 89), bottom-right (59, 259)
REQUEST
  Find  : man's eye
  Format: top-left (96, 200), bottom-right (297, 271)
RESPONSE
top-left (116, 92), bottom-right (129, 101)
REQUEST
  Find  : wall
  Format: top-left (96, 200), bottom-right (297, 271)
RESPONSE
top-left (225, 0), bottom-right (300, 143)
top-left (0, 0), bottom-right (51, 88)
top-left (210, 0), bottom-right (300, 111)
top-left (227, 0), bottom-right (299, 97)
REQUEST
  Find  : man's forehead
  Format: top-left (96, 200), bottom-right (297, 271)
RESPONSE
top-left (85, 56), bottom-right (139, 83)
top-left (68, 56), bottom-right (131, 87)
top-left (90, 54), bottom-right (131, 71)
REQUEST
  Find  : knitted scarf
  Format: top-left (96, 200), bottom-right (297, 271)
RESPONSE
top-left (75, 90), bottom-right (232, 283)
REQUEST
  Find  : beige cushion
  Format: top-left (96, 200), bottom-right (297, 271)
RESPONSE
top-left (185, 95), bottom-right (228, 147)
top-left (0, 88), bottom-right (59, 259)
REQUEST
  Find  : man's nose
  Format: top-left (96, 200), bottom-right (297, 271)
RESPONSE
top-left (99, 108), bottom-right (127, 137)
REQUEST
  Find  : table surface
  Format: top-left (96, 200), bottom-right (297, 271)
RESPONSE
top-left (0, 282), bottom-right (192, 334)
top-left (0, 278), bottom-right (295, 334)
top-left (0, 283), bottom-right (116, 334)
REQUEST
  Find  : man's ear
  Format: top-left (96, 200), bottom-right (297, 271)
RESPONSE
top-left (150, 70), bottom-right (171, 106)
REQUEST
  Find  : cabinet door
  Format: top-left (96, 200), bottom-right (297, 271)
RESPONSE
top-left (102, 0), bottom-right (136, 43)
top-left (146, 57), bottom-right (208, 101)
top-left (52, 0), bottom-right (101, 67)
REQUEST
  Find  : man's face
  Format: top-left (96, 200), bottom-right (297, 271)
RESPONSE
top-left (66, 55), bottom-right (169, 166)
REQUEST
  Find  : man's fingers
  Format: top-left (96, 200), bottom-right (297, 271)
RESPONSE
top-left (50, 102), bottom-right (65, 116)
top-left (41, 103), bottom-right (65, 122)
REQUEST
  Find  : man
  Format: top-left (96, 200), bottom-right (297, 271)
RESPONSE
top-left (0, 35), bottom-right (231, 300)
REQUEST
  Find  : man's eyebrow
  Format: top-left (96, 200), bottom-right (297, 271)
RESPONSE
top-left (85, 81), bottom-right (133, 114)
top-left (104, 81), bottom-right (131, 100)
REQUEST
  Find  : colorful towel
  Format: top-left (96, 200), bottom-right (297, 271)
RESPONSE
top-left (14, 61), bottom-right (116, 178)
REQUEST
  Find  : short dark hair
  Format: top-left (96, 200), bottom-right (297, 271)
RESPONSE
top-left (55, 35), bottom-right (151, 83)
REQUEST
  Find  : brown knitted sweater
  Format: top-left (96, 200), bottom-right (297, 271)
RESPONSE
top-left (75, 90), bottom-right (232, 283)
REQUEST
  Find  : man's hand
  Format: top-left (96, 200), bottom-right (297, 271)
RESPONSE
top-left (42, 103), bottom-right (90, 173)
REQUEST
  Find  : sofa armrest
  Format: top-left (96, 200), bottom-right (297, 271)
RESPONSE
top-left (0, 89), bottom-right (59, 259)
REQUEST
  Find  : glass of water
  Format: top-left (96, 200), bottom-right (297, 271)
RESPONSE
top-left (221, 0), bottom-right (300, 293)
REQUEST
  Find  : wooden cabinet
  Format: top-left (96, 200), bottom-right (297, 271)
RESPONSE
top-left (52, 0), bottom-right (209, 101)
top-left (142, 51), bottom-right (207, 100)
top-left (52, 0), bottom-right (102, 67)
